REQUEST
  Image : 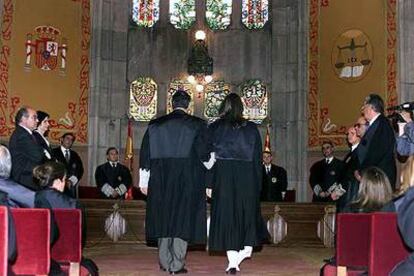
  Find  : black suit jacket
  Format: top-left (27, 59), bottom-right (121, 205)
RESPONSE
top-left (52, 147), bottom-right (84, 197)
top-left (95, 162), bottom-right (132, 198)
top-left (8, 126), bottom-right (44, 190)
top-left (261, 164), bottom-right (288, 202)
top-left (33, 131), bottom-right (53, 162)
top-left (357, 114), bottom-right (396, 189)
top-left (309, 157), bottom-right (345, 202)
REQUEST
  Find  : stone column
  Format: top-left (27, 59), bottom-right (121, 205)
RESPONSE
top-left (398, 0), bottom-right (414, 102)
top-left (88, 0), bottom-right (129, 186)
top-left (272, 0), bottom-right (309, 202)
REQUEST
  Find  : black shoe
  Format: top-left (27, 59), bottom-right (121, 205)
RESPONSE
top-left (226, 268), bottom-right (237, 274)
top-left (169, 268), bottom-right (188, 275)
top-left (160, 266), bottom-right (167, 271)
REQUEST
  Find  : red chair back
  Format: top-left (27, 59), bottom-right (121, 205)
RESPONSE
top-left (369, 213), bottom-right (410, 276)
top-left (11, 208), bottom-right (50, 275)
top-left (0, 206), bottom-right (8, 276)
top-left (336, 213), bottom-right (371, 268)
top-left (51, 209), bottom-right (82, 263)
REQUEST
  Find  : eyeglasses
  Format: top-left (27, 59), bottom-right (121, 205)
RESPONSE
top-left (354, 123), bottom-right (368, 128)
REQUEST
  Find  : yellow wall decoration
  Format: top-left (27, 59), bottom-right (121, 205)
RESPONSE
top-left (0, 0), bottom-right (90, 143)
top-left (308, 0), bottom-right (397, 149)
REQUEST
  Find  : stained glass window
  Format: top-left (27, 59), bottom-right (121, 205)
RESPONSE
top-left (241, 0), bottom-right (269, 29)
top-left (132, 0), bottom-right (160, 28)
top-left (240, 79), bottom-right (268, 123)
top-left (204, 81), bottom-right (230, 120)
top-left (167, 80), bottom-right (194, 114)
top-left (206, 0), bottom-right (232, 30)
top-left (169, 0), bottom-right (196, 29)
top-left (129, 77), bottom-right (158, 121)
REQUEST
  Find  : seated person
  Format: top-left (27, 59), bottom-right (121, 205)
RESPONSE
top-left (0, 145), bottom-right (35, 208)
top-left (95, 147), bottom-right (132, 199)
top-left (342, 166), bottom-right (393, 213)
top-left (261, 151), bottom-right (288, 202)
top-left (33, 161), bottom-right (98, 275)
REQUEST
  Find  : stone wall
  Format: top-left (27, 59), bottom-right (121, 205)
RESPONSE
top-left (89, 0), bottom-right (310, 201)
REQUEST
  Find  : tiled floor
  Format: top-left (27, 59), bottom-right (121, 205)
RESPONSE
top-left (84, 244), bottom-right (333, 275)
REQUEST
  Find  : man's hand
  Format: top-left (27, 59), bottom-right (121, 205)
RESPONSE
top-left (140, 187), bottom-right (148, 196)
top-left (400, 110), bottom-right (413, 123)
top-left (319, 192), bottom-right (327, 198)
top-left (111, 190), bottom-right (119, 198)
top-left (206, 188), bottom-right (212, 198)
top-left (354, 170), bottom-right (362, 182)
top-left (331, 192), bottom-right (339, 201)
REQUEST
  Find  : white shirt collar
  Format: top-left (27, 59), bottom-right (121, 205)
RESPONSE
top-left (19, 124), bottom-right (32, 135)
top-left (351, 143), bottom-right (359, 152)
top-left (109, 161), bottom-right (118, 167)
top-left (60, 146), bottom-right (69, 154)
top-left (326, 157), bottom-right (334, 164)
top-left (369, 113), bottom-right (381, 126)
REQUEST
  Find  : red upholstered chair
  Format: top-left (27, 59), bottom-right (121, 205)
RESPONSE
top-left (284, 189), bottom-right (296, 202)
top-left (0, 206), bottom-right (8, 276)
top-left (52, 209), bottom-right (82, 275)
top-left (11, 208), bottom-right (50, 275)
top-left (369, 213), bottom-right (410, 276)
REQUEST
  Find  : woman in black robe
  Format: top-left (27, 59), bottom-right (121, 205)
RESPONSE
top-left (207, 93), bottom-right (267, 274)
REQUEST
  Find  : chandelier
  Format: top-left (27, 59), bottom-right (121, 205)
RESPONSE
top-left (187, 30), bottom-right (213, 95)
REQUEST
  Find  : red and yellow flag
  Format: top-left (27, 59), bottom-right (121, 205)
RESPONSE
top-left (124, 118), bottom-right (134, 200)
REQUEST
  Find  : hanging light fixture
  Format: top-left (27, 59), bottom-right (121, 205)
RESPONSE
top-left (187, 30), bottom-right (213, 97)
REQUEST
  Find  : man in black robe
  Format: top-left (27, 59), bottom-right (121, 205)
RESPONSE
top-left (261, 151), bottom-right (288, 202)
top-left (52, 133), bottom-right (84, 198)
top-left (95, 147), bottom-right (132, 199)
top-left (309, 141), bottom-right (345, 202)
top-left (139, 90), bottom-right (209, 274)
top-left (357, 93), bottom-right (396, 189)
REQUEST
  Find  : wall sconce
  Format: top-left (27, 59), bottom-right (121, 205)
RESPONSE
top-left (187, 30), bottom-right (213, 97)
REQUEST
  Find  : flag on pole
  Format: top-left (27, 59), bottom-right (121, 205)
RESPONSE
top-left (263, 124), bottom-right (271, 153)
top-left (124, 118), bottom-right (134, 200)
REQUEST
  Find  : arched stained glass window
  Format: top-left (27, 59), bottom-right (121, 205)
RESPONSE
top-left (240, 79), bottom-right (268, 123)
top-left (241, 0), bottom-right (269, 29)
top-left (204, 81), bottom-right (230, 120)
top-left (132, 0), bottom-right (160, 28)
top-left (129, 77), bottom-right (158, 121)
top-left (206, 0), bottom-right (232, 30)
top-left (167, 80), bottom-right (194, 114)
top-left (169, 0), bottom-right (196, 29)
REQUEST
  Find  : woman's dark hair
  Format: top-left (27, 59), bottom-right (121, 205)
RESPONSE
top-left (36, 110), bottom-right (49, 127)
top-left (33, 162), bottom-right (66, 188)
top-left (219, 93), bottom-right (245, 124)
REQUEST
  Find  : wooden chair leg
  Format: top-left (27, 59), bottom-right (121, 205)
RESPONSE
top-left (69, 262), bottom-right (80, 276)
top-left (337, 265), bottom-right (347, 276)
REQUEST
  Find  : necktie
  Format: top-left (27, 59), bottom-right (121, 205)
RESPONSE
top-left (65, 149), bottom-right (70, 163)
top-left (112, 163), bottom-right (116, 168)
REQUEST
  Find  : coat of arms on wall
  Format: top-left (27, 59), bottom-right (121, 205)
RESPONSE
top-left (24, 25), bottom-right (68, 73)
top-left (331, 29), bottom-right (373, 81)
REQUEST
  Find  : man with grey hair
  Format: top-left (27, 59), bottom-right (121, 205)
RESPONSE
top-left (358, 93), bottom-right (396, 189)
top-left (0, 145), bottom-right (35, 207)
top-left (9, 106), bottom-right (44, 190)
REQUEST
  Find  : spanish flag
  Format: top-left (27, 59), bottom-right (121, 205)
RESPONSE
top-left (263, 124), bottom-right (271, 153)
top-left (124, 118), bottom-right (134, 200)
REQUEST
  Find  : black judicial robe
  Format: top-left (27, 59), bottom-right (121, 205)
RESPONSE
top-left (139, 110), bottom-right (209, 244)
top-left (207, 119), bottom-right (267, 251)
top-left (309, 158), bottom-right (344, 202)
top-left (337, 149), bottom-right (360, 212)
top-left (95, 162), bottom-right (132, 198)
top-left (261, 164), bottom-right (288, 202)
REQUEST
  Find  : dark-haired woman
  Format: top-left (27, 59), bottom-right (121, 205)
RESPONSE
top-left (207, 93), bottom-right (267, 274)
top-left (33, 111), bottom-right (53, 162)
top-left (32, 162), bottom-right (97, 275)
